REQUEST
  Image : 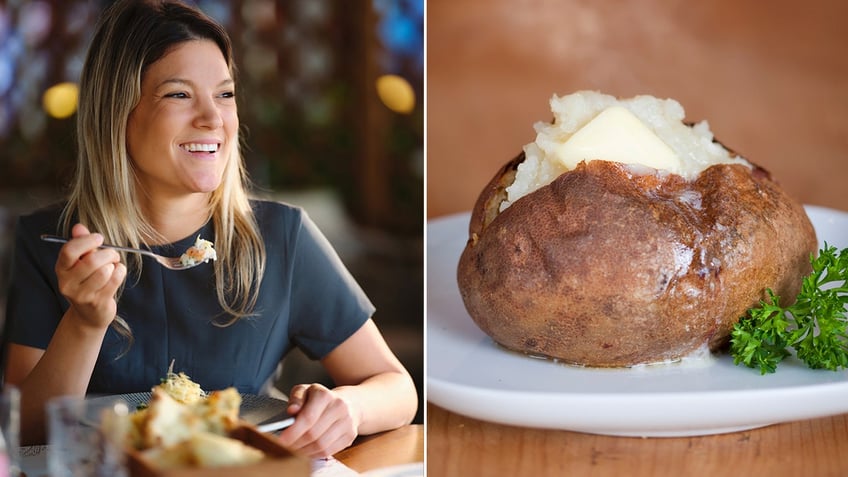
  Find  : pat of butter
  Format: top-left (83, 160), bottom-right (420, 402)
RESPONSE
top-left (553, 106), bottom-right (682, 173)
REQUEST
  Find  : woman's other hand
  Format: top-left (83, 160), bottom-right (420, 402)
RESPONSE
top-left (55, 223), bottom-right (127, 330)
top-left (276, 319), bottom-right (417, 458)
top-left (277, 383), bottom-right (359, 458)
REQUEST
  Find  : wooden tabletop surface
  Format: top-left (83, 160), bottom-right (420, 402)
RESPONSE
top-left (427, 403), bottom-right (848, 476)
top-left (335, 424), bottom-right (424, 473)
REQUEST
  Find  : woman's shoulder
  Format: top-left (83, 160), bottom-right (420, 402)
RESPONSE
top-left (250, 198), bottom-right (306, 220)
top-left (15, 201), bottom-right (67, 235)
top-left (249, 198), bottom-right (308, 234)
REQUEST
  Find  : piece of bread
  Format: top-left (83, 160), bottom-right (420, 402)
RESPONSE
top-left (142, 432), bottom-right (265, 469)
top-left (131, 387), bottom-right (241, 450)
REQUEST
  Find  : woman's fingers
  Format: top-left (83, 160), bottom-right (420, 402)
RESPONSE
top-left (278, 384), bottom-right (358, 457)
top-left (70, 223), bottom-right (91, 238)
top-left (291, 423), bottom-right (353, 458)
top-left (54, 224), bottom-right (126, 328)
top-left (57, 248), bottom-right (122, 296)
top-left (286, 383), bottom-right (308, 414)
top-left (55, 233), bottom-right (103, 272)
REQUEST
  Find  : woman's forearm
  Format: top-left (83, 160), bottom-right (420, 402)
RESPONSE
top-left (10, 308), bottom-right (107, 444)
top-left (334, 369), bottom-right (418, 436)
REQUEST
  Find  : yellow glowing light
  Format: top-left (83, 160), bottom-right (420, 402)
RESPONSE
top-left (376, 75), bottom-right (415, 114)
top-left (43, 82), bottom-right (79, 119)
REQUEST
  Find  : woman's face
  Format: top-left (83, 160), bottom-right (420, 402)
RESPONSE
top-left (127, 39), bottom-right (237, 199)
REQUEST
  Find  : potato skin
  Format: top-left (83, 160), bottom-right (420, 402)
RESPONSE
top-left (457, 155), bottom-right (817, 367)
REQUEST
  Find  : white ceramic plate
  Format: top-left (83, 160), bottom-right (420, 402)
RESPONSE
top-left (359, 462), bottom-right (424, 477)
top-left (427, 205), bottom-right (848, 437)
top-left (85, 392), bottom-right (295, 432)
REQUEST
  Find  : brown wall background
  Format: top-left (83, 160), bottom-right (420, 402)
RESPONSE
top-left (426, 0), bottom-right (848, 219)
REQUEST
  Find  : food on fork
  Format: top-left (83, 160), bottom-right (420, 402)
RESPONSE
top-left (456, 90), bottom-right (817, 368)
top-left (180, 236), bottom-right (217, 267)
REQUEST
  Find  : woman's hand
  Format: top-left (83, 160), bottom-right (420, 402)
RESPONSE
top-left (276, 320), bottom-right (417, 458)
top-left (277, 383), bottom-right (360, 458)
top-left (54, 223), bottom-right (126, 331)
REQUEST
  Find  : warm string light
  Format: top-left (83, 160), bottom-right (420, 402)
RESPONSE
top-left (42, 82), bottom-right (79, 119)
top-left (375, 74), bottom-right (415, 114)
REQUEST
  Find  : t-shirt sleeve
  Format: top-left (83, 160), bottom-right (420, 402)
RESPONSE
top-left (4, 214), bottom-right (66, 350)
top-left (286, 210), bottom-right (375, 360)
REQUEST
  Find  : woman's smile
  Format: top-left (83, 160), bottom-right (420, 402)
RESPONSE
top-left (179, 141), bottom-right (222, 160)
top-left (180, 142), bottom-right (220, 154)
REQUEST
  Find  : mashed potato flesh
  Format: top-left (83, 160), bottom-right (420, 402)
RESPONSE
top-left (502, 91), bottom-right (750, 210)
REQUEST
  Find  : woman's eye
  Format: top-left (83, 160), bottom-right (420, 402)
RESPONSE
top-left (165, 92), bottom-right (189, 99)
top-left (219, 91), bottom-right (235, 99)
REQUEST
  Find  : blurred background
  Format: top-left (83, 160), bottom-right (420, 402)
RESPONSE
top-left (0, 0), bottom-right (423, 422)
top-left (427, 0), bottom-right (848, 220)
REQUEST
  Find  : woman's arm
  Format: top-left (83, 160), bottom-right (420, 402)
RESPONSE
top-left (4, 224), bottom-right (126, 444)
top-left (277, 319), bottom-right (417, 457)
top-left (5, 315), bottom-right (109, 444)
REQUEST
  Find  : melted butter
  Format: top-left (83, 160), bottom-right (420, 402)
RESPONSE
top-left (628, 343), bottom-right (717, 371)
top-left (553, 106), bottom-right (682, 173)
top-left (496, 341), bottom-right (717, 370)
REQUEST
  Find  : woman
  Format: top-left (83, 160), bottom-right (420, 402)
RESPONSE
top-left (2, 0), bottom-right (417, 455)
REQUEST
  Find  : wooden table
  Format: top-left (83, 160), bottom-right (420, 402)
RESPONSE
top-left (335, 424), bottom-right (424, 473)
top-left (18, 424), bottom-right (424, 477)
top-left (427, 403), bottom-right (848, 476)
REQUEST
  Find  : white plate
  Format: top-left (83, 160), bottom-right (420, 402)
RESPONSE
top-left (359, 462), bottom-right (424, 477)
top-left (427, 205), bottom-right (848, 437)
top-left (85, 392), bottom-right (295, 432)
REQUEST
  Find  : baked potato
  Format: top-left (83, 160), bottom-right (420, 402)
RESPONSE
top-left (456, 91), bottom-right (817, 367)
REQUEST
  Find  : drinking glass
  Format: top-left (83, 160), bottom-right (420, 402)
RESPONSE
top-left (46, 396), bottom-right (129, 477)
top-left (0, 386), bottom-right (20, 477)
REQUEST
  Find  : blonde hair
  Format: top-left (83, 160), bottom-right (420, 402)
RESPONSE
top-left (63, 0), bottom-right (266, 341)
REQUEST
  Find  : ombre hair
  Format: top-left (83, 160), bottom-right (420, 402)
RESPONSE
top-left (63, 0), bottom-right (266, 340)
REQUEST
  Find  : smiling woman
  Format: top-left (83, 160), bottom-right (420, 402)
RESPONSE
top-left (1, 0), bottom-right (417, 458)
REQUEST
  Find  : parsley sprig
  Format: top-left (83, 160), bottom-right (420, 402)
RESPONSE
top-left (730, 244), bottom-right (848, 374)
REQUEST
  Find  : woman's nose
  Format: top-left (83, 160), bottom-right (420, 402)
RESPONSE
top-left (193, 97), bottom-right (224, 129)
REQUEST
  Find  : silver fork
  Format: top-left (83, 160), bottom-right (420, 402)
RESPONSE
top-left (40, 234), bottom-right (202, 271)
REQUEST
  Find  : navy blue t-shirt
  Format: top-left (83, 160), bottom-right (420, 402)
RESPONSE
top-left (4, 200), bottom-right (374, 395)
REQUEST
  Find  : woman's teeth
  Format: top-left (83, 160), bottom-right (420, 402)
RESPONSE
top-left (182, 143), bottom-right (218, 152)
